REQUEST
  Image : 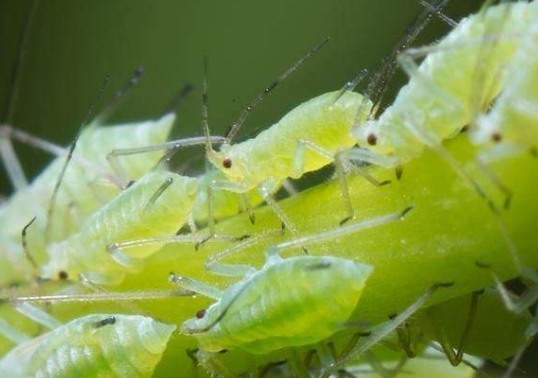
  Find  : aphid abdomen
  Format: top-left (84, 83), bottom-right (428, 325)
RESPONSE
top-left (0, 315), bottom-right (176, 378)
top-left (42, 171), bottom-right (198, 283)
top-left (216, 91), bottom-right (370, 187)
top-left (189, 256), bottom-right (373, 354)
top-left (358, 3), bottom-right (533, 161)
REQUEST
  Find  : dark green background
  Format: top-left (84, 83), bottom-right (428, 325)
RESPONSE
top-left (0, 0), bottom-right (483, 195)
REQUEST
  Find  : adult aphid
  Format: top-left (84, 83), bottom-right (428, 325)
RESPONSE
top-left (171, 208), bottom-right (410, 355)
top-left (344, 1), bottom-right (535, 213)
top-left (0, 313), bottom-right (176, 378)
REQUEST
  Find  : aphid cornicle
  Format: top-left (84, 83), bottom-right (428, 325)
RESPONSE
top-left (0, 314), bottom-right (176, 378)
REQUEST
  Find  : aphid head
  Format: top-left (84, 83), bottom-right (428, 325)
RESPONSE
top-left (353, 120), bottom-right (395, 156)
top-left (207, 144), bottom-right (245, 182)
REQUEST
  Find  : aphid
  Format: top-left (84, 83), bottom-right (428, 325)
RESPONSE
top-left (473, 2), bottom-right (538, 157)
top-left (40, 169), bottom-right (200, 285)
top-left (171, 208), bottom-right (410, 356)
top-left (346, 2), bottom-right (535, 201)
top-left (0, 313), bottom-right (176, 378)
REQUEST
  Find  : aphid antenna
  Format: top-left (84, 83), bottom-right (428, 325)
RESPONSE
top-left (359, 0), bottom-right (454, 123)
top-left (0, 0), bottom-right (40, 190)
top-left (223, 36), bottom-right (330, 143)
top-left (92, 66), bottom-right (144, 125)
top-left (1, 0), bottom-right (40, 126)
top-left (4, 289), bottom-right (194, 304)
top-left (21, 216), bottom-right (39, 272)
top-left (45, 74), bottom-right (111, 243)
top-left (332, 69), bottom-right (369, 104)
top-left (413, 0), bottom-right (457, 28)
top-left (162, 83), bottom-right (194, 116)
top-left (267, 206), bottom-right (412, 257)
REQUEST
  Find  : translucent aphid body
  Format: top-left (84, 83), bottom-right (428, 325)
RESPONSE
top-left (0, 314), bottom-right (176, 378)
top-left (208, 90), bottom-right (370, 190)
top-left (474, 2), bottom-right (538, 153)
top-left (182, 255), bottom-right (373, 354)
top-left (353, 2), bottom-right (534, 166)
top-left (41, 170), bottom-right (198, 285)
top-left (0, 115), bottom-right (175, 288)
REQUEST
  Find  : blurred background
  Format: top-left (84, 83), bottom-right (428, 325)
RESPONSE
top-left (0, 0), bottom-right (483, 195)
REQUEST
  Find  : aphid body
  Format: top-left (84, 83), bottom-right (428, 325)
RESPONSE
top-left (0, 114), bottom-right (175, 287)
top-left (181, 254), bottom-right (373, 354)
top-left (0, 314), bottom-right (176, 378)
top-left (207, 90), bottom-right (370, 192)
top-left (352, 2), bottom-right (535, 167)
top-left (41, 169), bottom-right (198, 285)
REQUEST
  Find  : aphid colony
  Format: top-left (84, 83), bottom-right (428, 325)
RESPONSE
top-left (1, 0), bottom-right (538, 377)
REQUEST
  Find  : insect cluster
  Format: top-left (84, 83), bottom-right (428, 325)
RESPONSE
top-left (0, 0), bottom-right (537, 377)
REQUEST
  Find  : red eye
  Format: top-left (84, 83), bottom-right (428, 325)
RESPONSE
top-left (223, 158), bottom-right (232, 169)
top-left (196, 309), bottom-right (206, 319)
top-left (367, 133), bottom-right (377, 146)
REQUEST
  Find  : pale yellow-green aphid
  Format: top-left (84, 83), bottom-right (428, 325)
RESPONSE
top-left (0, 314), bottom-right (176, 378)
top-left (0, 114), bottom-right (175, 288)
top-left (40, 170), bottom-right (198, 285)
top-left (349, 2), bottom-right (534, 171)
top-left (172, 209), bottom-right (409, 356)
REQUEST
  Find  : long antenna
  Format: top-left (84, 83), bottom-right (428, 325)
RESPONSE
top-left (225, 37), bottom-right (330, 142)
top-left (2, 0), bottom-right (40, 124)
top-left (162, 83), bottom-right (194, 115)
top-left (364, 0), bottom-right (453, 120)
top-left (45, 75), bottom-right (110, 242)
top-left (92, 66), bottom-right (144, 125)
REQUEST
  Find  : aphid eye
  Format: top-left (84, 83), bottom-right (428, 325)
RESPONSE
top-left (367, 133), bottom-right (378, 146)
top-left (491, 132), bottom-right (502, 143)
top-left (58, 271), bottom-right (69, 280)
top-left (222, 158), bottom-right (232, 169)
top-left (196, 309), bottom-right (207, 319)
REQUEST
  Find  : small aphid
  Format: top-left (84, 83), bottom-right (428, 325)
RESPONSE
top-left (41, 170), bottom-right (199, 286)
top-left (0, 314), bottom-right (176, 378)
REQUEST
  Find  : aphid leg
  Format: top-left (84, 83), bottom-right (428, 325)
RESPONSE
top-left (11, 302), bottom-right (61, 330)
top-left (323, 282), bottom-right (455, 376)
top-left (475, 262), bottom-right (538, 378)
top-left (204, 229), bottom-right (281, 277)
top-left (436, 290), bottom-right (482, 366)
top-left (389, 314), bottom-right (417, 358)
top-left (0, 314), bottom-right (30, 344)
top-left (476, 156), bottom-right (513, 210)
top-left (106, 135), bottom-right (226, 186)
top-left (0, 126), bottom-right (29, 190)
top-left (169, 273), bottom-right (223, 300)
top-left (281, 178), bottom-right (298, 196)
top-left (333, 150), bottom-right (392, 225)
top-left (364, 350), bottom-right (408, 378)
top-left (239, 192), bottom-right (256, 224)
top-left (266, 207), bottom-right (412, 259)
